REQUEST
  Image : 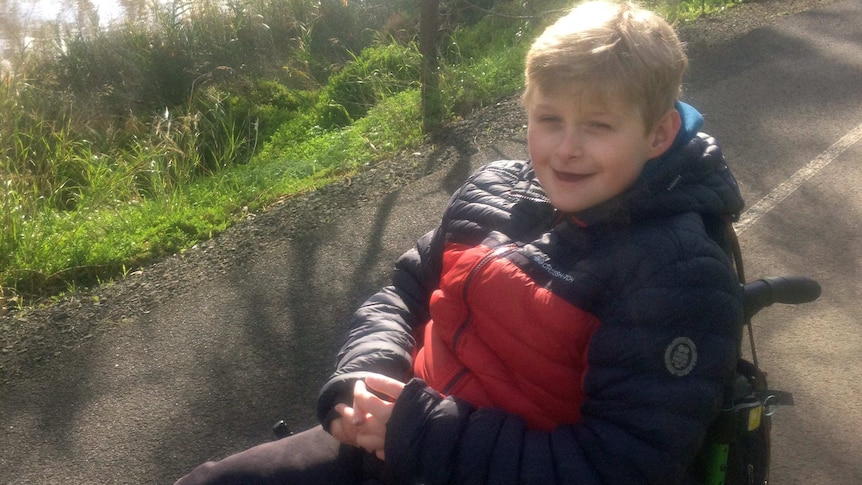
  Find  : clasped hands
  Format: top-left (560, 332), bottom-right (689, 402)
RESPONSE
top-left (330, 374), bottom-right (406, 460)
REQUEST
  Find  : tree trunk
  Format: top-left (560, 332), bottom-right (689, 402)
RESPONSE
top-left (419, 0), bottom-right (442, 133)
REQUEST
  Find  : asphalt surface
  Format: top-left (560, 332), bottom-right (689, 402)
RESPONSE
top-left (1, 1), bottom-right (861, 483)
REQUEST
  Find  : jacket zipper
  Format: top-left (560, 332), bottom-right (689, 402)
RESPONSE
top-left (441, 243), bottom-right (519, 394)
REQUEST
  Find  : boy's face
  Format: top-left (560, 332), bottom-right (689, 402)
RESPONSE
top-left (526, 87), bottom-right (675, 213)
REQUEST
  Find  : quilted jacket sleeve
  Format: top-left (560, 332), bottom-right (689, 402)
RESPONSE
top-left (382, 222), bottom-right (742, 485)
top-left (316, 227), bottom-right (443, 429)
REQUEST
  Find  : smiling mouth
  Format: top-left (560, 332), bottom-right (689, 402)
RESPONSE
top-left (554, 170), bottom-right (592, 183)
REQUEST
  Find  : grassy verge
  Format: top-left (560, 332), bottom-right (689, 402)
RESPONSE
top-left (0, 0), bottom-right (742, 307)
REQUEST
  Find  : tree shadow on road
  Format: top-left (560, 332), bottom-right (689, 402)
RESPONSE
top-left (154, 102), bottom-right (530, 482)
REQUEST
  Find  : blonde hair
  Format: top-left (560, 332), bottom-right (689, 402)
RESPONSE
top-left (523, 1), bottom-right (687, 131)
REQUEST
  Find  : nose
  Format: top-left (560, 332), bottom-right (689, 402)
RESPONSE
top-left (555, 128), bottom-right (583, 162)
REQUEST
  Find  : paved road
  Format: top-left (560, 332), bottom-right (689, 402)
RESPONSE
top-left (685, 3), bottom-right (862, 482)
top-left (2, 1), bottom-right (860, 483)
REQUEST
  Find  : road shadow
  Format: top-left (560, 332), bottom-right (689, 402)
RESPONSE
top-left (152, 106), bottom-right (529, 482)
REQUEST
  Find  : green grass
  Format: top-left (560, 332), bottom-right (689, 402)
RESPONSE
top-left (0, 0), bottom-right (743, 304)
top-left (1, 84), bottom-right (423, 300)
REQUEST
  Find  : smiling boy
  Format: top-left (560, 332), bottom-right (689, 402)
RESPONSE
top-left (176, 2), bottom-right (745, 484)
top-left (526, 89), bottom-right (678, 213)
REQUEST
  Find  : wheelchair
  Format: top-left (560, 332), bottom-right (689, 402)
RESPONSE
top-left (690, 219), bottom-right (821, 485)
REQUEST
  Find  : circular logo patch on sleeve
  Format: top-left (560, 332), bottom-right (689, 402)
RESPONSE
top-left (665, 337), bottom-right (698, 377)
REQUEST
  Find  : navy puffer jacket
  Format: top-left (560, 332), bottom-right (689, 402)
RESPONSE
top-left (318, 130), bottom-right (745, 484)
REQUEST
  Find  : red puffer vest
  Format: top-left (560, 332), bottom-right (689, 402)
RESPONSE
top-left (413, 241), bottom-right (601, 431)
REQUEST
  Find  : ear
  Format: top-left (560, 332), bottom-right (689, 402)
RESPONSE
top-left (647, 108), bottom-right (682, 159)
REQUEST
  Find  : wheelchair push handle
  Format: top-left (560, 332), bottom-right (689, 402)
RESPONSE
top-left (743, 276), bottom-right (821, 319)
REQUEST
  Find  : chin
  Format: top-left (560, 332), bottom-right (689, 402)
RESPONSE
top-left (550, 201), bottom-right (587, 213)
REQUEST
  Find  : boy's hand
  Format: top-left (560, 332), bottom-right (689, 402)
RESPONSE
top-left (330, 404), bottom-right (361, 447)
top-left (331, 374), bottom-right (405, 460)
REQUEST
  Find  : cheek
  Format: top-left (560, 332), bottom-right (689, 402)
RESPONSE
top-left (527, 128), bottom-right (549, 163)
top-left (527, 125), bottom-right (537, 147)
top-left (608, 155), bottom-right (649, 189)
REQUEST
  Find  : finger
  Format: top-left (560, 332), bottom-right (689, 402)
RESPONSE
top-left (335, 403), bottom-right (359, 424)
top-left (354, 390), bottom-right (394, 423)
top-left (355, 429), bottom-right (386, 457)
top-left (364, 375), bottom-right (406, 401)
top-left (354, 380), bottom-right (396, 422)
top-left (334, 403), bottom-right (349, 417)
top-left (334, 404), bottom-right (364, 442)
top-left (352, 381), bottom-right (370, 425)
top-left (329, 417), bottom-right (356, 446)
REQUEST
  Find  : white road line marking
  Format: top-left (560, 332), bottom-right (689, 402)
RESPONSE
top-left (734, 122), bottom-right (862, 234)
